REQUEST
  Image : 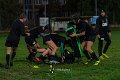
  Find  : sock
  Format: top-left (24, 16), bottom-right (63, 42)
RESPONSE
top-left (90, 52), bottom-right (99, 61)
top-left (28, 53), bottom-right (33, 60)
top-left (11, 52), bottom-right (16, 61)
top-left (49, 55), bottom-right (55, 61)
top-left (32, 53), bottom-right (37, 58)
top-left (83, 50), bottom-right (91, 60)
top-left (39, 55), bottom-right (47, 61)
top-left (6, 54), bottom-right (10, 65)
top-left (32, 49), bottom-right (37, 57)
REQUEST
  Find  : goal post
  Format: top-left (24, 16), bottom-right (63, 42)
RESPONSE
top-left (50, 16), bottom-right (97, 32)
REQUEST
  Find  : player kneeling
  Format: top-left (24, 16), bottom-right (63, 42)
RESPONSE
top-left (26, 41), bottom-right (52, 63)
top-left (25, 27), bottom-right (52, 63)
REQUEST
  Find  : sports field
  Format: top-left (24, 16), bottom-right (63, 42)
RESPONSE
top-left (0, 30), bottom-right (120, 80)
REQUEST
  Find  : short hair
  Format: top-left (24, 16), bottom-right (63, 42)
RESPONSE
top-left (101, 10), bottom-right (106, 13)
top-left (19, 13), bottom-right (27, 19)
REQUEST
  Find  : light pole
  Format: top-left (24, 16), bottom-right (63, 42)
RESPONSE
top-left (43, 0), bottom-right (47, 18)
top-left (32, 0), bottom-right (35, 26)
top-left (0, 14), bottom-right (1, 30)
top-left (95, 0), bottom-right (97, 16)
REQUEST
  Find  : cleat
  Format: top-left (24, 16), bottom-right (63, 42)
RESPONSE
top-left (10, 61), bottom-right (13, 66)
top-left (99, 55), bottom-right (105, 60)
top-left (84, 60), bottom-right (91, 65)
top-left (94, 60), bottom-right (100, 66)
top-left (102, 53), bottom-right (109, 59)
top-left (49, 60), bottom-right (60, 64)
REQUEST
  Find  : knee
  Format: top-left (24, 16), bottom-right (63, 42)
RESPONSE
top-left (55, 46), bottom-right (58, 50)
top-left (81, 45), bottom-right (84, 50)
top-left (52, 45), bottom-right (58, 51)
top-left (87, 48), bottom-right (91, 53)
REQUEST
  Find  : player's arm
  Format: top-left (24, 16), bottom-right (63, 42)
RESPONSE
top-left (21, 25), bottom-right (30, 36)
top-left (107, 23), bottom-right (111, 37)
top-left (68, 30), bottom-right (77, 37)
top-left (78, 31), bottom-right (85, 36)
top-left (77, 23), bottom-right (86, 36)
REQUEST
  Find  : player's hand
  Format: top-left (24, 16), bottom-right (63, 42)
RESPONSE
top-left (24, 26), bottom-right (29, 30)
top-left (26, 33), bottom-right (30, 36)
top-left (108, 32), bottom-right (111, 38)
top-left (97, 34), bottom-right (100, 38)
top-left (70, 33), bottom-right (76, 37)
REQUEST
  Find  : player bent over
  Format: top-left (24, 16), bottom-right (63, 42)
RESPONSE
top-left (85, 20), bottom-right (100, 65)
top-left (25, 37), bottom-right (52, 63)
top-left (76, 18), bottom-right (92, 64)
top-left (25, 27), bottom-right (52, 63)
top-left (42, 25), bottom-right (59, 64)
top-left (66, 20), bottom-right (84, 61)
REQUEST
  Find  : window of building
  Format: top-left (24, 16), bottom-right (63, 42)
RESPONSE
top-left (42, 0), bottom-right (48, 5)
top-left (28, 0), bottom-right (32, 4)
top-left (28, 11), bottom-right (32, 19)
top-left (35, 0), bottom-right (41, 5)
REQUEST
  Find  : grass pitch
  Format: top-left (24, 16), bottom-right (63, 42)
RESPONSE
top-left (0, 30), bottom-right (120, 80)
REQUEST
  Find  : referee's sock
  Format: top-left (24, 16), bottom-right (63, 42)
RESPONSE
top-left (6, 54), bottom-right (10, 65)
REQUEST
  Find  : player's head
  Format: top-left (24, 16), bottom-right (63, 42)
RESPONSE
top-left (43, 24), bottom-right (51, 33)
top-left (100, 10), bottom-right (106, 17)
top-left (19, 13), bottom-right (27, 23)
top-left (37, 26), bottom-right (44, 33)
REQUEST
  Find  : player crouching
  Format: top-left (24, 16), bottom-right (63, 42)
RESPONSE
top-left (25, 27), bottom-right (52, 63)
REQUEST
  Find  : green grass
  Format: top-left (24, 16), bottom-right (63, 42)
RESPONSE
top-left (0, 31), bottom-right (120, 80)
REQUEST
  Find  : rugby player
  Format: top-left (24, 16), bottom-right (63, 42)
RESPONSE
top-left (5, 13), bottom-right (29, 69)
top-left (85, 19), bottom-right (100, 65)
top-left (25, 27), bottom-right (52, 63)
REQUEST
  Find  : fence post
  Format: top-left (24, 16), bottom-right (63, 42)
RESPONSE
top-left (0, 14), bottom-right (2, 30)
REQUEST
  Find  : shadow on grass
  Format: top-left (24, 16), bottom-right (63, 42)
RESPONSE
top-left (0, 63), bottom-right (5, 68)
top-left (14, 59), bottom-right (27, 63)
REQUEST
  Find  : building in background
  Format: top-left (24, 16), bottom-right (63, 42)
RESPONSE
top-left (19, 0), bottom-right (66, 26)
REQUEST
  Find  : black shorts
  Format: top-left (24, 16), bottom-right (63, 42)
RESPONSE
top-left (79, 36), bottom-right (86, 43)
top-left (50, 34), bottom-right (66, 46)
top-left (5, 40), bottom-right (19, 47)
top-left (86, 35), bottom-right (96, 42)
top-left (43, 35), bottom-right (51, 44)
top-left (99, 34), bottom-right (110, 41)
top-left (25, 36), bottom-right (37, 46)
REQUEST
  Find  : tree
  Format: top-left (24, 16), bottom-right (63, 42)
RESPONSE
top-left (48, 0), bottom-right (61, 17)
top-left (0, 0), bottom-right (22, 29)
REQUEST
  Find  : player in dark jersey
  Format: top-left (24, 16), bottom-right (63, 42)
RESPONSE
top-left (25, 27), bottom-right (52, 63)
top-left (66, 20), bottom-right (84, 61)
top-left (49, 33), bottom-right (66, 56)
top-left (85, 19), bottom-right (100, 65)
top-left (96, 10), bottom-right (111, 59)
top-left (41, 25), bottom-right (59, 64)
top-left (5, 14), bottom-right (29, 69)
top-left (76, 18), bottom-right (91, 64)
top-left (35, 33), bottom-right (66, 63)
